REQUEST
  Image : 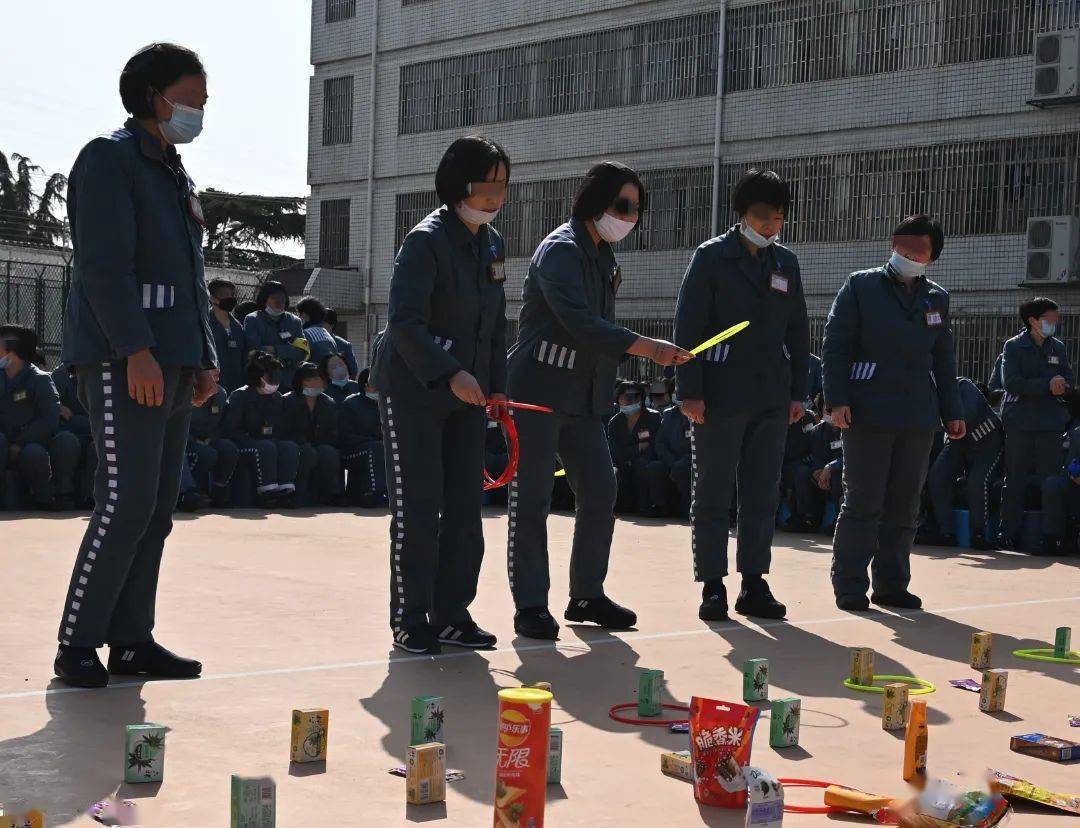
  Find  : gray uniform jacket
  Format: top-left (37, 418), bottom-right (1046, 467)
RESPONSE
top-left (370, 207), bottom-right (507, 403)
top-left (822, 266), bottom-right (962, 430)
top-left (242, 310), bottom-right (307, 381)
top-left (507, 218), bottom-right (636, 416)
top-left (0, 364), bottom-right (60, 445)
top-left (223, 387), bottom-right (287, 440)
top-left (954, 377), bottom-right (1001, 449)
top-left (673, 226), bottom-right (810, 415)
top-left (334, 334), bottom-right (359, 378)
top-left (62, 119), bottom-right (216, 369)
top-left (1000, 330), bottom-right (1075, 432)
top-left (210, 313), bottom-right (245, 393)
top-left (655, 405), bottom-right (691, 466)
top-left (188, 387), bottom-right (228, 440)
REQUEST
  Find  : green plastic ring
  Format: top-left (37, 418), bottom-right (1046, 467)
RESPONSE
top-left (1012, 648), bottom-right (1080, 664)
top-left (843, 674), bottom-right (936, 695)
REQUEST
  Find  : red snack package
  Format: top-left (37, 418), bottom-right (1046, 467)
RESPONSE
top-left (689, 696), bottom-right (760, 808)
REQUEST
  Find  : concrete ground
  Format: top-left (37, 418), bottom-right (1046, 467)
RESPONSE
top-left (0, 508), bottom-right (1077, 826)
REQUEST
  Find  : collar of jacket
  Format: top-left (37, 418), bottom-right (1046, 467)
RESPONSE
top-left (719, 224), bottom-right (779, 265)
top-left (7, 362), bottom-right (34, 388)
top-left (569, 217), bottom-right (604, 263)
top-left (124, 117), bottom-right (181, 167)
top-left (1017, 329), bottom-right (1056, 351)
top-left (442, 205), bottom-right (488, 251)
top-left (884, 262), bottom-right (928, 289)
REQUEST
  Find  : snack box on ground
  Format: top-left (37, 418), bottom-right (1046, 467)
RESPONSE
top-left (1009, 733), bottom-right (1077, 762)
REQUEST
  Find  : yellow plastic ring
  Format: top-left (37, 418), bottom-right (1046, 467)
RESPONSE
top-left (843, 674), bottom-right (936, 695)
top-left (1012, 648), bottom-right (1080, 664)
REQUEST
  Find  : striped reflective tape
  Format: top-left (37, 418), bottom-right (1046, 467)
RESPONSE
top-left (537, 340), bottom-right (577, 368)
top-left (850, 362), bottom-right (877, 380)
top-left (140, 284), bottom-right (175, 309)
top-left (432, 335), bottom-right (454, 351)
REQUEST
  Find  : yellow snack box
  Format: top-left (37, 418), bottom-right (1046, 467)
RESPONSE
top-left (882, 683), bottom-right (909, 731)
top-left (850, 648), bottom-right (875, 685)
top-left (407, 742), bottom-right (446, 805)
top-left (979, 669), bottom-right (1008, 713)
top-left (290, 708), bottom-right (328, 763)
top-left (660, 750), bottom-right (694, 783)
top-left (970, 632), bottom-right (993, 669)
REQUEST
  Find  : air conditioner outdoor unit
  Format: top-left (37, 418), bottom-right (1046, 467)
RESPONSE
top-left (1025, 216), bottom-right (1078, 284)
top-left (1031, 29), bottom-right (1080, 102)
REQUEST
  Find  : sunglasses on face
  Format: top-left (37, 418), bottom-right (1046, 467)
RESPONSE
top-left (466, 181), bottom-right (507, 198)
top-left (612, 197), bottom-right (640, 218)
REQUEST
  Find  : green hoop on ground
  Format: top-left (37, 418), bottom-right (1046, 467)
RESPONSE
top-left (842, 674), bottom-right (936, 695)
top-left (1012, 648), bottom-right (1080, 664)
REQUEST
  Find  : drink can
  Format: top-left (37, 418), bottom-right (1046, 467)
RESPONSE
top-left (494, 687), bottom-right (552, 827)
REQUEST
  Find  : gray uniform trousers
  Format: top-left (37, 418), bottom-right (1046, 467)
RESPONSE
top-left (691, 408), bottom-right (788, 582)
top-left (508, 409), bottom-right (617, 609)
top-left (380, 393), bottom-right (486, 633)
top-left (927, 434), bottom-right (1002, 539)
top-left (58, 362), bottom-right (193, 647)
top-left (1041, 474), bottom-right (1080, 539)
top-left (1000, 430), bottom-right (1062, 541)
top-left (0, 432), bottom-right (81, 504)
top-left (831, 426), bottom-right (936, 598)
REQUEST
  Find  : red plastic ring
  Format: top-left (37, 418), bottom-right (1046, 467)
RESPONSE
top-left (607, 702), bottom-right (690, 726)
top-left (777, 778), bottom-right (846, 815)
top-left (482, 401), bottom-right (554, 491)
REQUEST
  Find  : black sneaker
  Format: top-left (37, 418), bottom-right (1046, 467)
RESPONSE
top-left (54, 646), bottom-right (108, 688)
top-left (392, 625), bottom-right (441, 655)
top-left (564, 596), bottom-right (637, 630)
top-left (514, 607), bottom-right (559, 640)
top-left (108, 641), bottom-right (202, 678)
top-left (993, 532), bottom-right (1017, 552)
top-left (734, 578), bottom-right (786, 619)
top-left (435, 621), bottom-right (497, 649)
top-left (836, 594), bottom-right (870, 612)
top-left (698, 579), bottom-right (729, 622)
top-left (870, 590), bottom-right (922, 610)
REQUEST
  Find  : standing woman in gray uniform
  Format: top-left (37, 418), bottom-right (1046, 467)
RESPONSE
top-left (674, 169), bottom-right (810, 623)
top-left (506, 161), bottom-right (692, 641)
top-left (823, 215), bottom-right (964, 612)
top-left (369, 136), bottom-right (510, 655)
top-left (54, 44), bottom-right (218, 686)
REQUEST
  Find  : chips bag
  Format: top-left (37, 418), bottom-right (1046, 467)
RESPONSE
top-left (689, 696), bottom-right (760, 808)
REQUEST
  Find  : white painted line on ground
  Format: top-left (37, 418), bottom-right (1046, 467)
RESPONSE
top-left (4, 594), bottom-right (1077, 701)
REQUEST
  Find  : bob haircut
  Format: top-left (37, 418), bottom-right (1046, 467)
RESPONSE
top-left (434, 136), bottom-right (511, 206)
top-left (291, 362), bottom-right (323, 396)
top-left (244, 350), bottom-right (283, 388)
top-left (317, 352), bottom-right (348, 384)
top-left (296, 296), bottom-right (327, 326)
top-left (119, 43), bottom-right (205, 119)
top-left (571, 161), bottom-right (647, 224)
top-left (255, 280), bottom-right (290, 311)
top-left (893, 214), bottom-right (945, 262)
top-left (1020, 297), bottom-right (1059, 326)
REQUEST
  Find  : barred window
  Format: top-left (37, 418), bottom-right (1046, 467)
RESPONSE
top-left (326, 0), bottom-right (356, 23)
top-left (719, 132), bottom-right (1080, 243)
top-left (322, 76), bottom-right (354, 146)
top-left (393, 165), bottom-right (712, 256)
top-left (319, 199), bottom-right (351, 267)
top-left (725, 0), bottom-right (1080, 92)
top-left (398, 12), bottom-right (721, 135)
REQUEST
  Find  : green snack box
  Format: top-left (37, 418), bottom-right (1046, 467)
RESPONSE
top-left (743, 658), bottom-right (769, 702)
top-left (547, 727), bottom-right (563, 784)
top-left (1054, 627), bottom-right (1072, 659)
top-left (410, 695), bottom-right (445, 746)
top-left (769, 697), bottom-right (800, 747)
top-left (230, 775), bottom-right (275, 827)
top-left (124, 723), bottom-right (165, 784)
top-left (638, 669), bottom-right (663, 717)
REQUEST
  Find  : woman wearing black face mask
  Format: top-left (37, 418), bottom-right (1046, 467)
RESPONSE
top-left (208, 278), bottom-right (245, 393)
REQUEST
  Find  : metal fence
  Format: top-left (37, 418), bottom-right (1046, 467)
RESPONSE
top-left (1, 259), bottom-right (70, 361)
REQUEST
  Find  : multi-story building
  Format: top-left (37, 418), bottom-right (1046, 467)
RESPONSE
top-left (307, 0), bottom-right (1080, 379)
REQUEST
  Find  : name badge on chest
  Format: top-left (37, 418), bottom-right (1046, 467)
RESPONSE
top-left (279, 331), bottom-right (292, 340)
top-left (925, 310), bottom-right (943, 327)
top-left (639, 430), bottom-right (650, 439)
top-left (187, 192), bottom-right (206, 228)
top-left (211, 404), bottom-right (221, 415)
top-left (488, 259), bottom-right (506, 284)
top-left (261, 425), bottom-right (273, 436)
top-left (830, 439), bottom-right (843, 451)
top-left (611, 264), bottom-right (623, 297)
top-left (802, 422), bottom-right (815, 433)
top-left (228, 340), bottom-right (240, 349)
top-left (12, 390), bottom-right (28, 402)
top-left (769, 272), bottom-right (789, 294)
top-left (1049, 355), bottom-right (1061, 366)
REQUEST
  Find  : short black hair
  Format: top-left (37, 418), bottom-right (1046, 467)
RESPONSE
top-left (255, 280), bottom-right (289, 310)
top-left (615, 380), bottom-right (645, 400)
top-left (893, 214), bottom-right (945, 261)
top-left (0, 323), bottom-right (38, 362)
top-left (236, 300), bottom-right (259, 320)
top-left (207, 278), bottom-right (236, 297)
top-left (324, 308), bottom-right (339, 327)
top-left (317, 352), bottom-right (347, 384)
top-left (296, 296), bottom-right (327, 326)
top-left (731, 169), bottom-right (791, 216)
top-left (357, 367), bottom-right (371, 388)
top-left (1020, 296), bottom-right (1059, 326)
top-left (245, 350), bottom-right (283, 388)
top-left (119, 43), bottom-right (205, 119)
top-left (291, 362), bottom-right (322, 395)
top-left (434, 135), bottom-right (511, 206)
top-left (571, 161), bottom-right (647, 224)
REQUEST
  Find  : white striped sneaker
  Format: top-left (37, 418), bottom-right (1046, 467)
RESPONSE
top-left (435, 621), bottom-right (497, 649)
top-left (392, 626), bottom-right (441, 655)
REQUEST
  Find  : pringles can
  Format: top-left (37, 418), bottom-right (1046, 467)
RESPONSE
top-left (494, 687), bottom-right (552, 828)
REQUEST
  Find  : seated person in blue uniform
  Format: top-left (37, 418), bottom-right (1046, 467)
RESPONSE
top-left (296, 296), bottom-right (342, 366)
top-left (320, 352), bottom-right (358, 404)
top-left (607, 380), bottom-right (667, 516)
top-left (223, 351), bottom-right (304, 508)
top-left (243, 280), bottom-right (308, 388)
top-left (996, 297), bottom-right (1074, 550)
top-left (778, 399), bottom-right (818, 531)
top-left (647, 377), bottom-right (673, 413)
top-left (184, 384), bottom-right (237, 508)
top-left (338, 368), bottom-right (386, 507)
top-left (654, 396), bottom-right (693, 518)
top-left (0, 325), bottom-right (81, 510)
top-left (793, 411), bottom-right (844, 535)
top-left (207, 278), bottom-right (245, 394)
top-left (324, 308), bottom-right (359, 380)
top-left (1040, 428), bottom-right (1080, 556)
top-left (52, 360), bottom-right (97, 507)
top-left (282, 362), bottom-right (341, 506)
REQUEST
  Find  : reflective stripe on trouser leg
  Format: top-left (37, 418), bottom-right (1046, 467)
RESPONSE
top-left (689, 415), bottom-right (742, 582)
top-left (383, 396), bottom-right (406, 632)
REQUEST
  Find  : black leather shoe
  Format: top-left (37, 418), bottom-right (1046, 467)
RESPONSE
top-left (870, 591), bottom-right (922, 610)
top-left (698, 579), bottom-right (729, 621)
top-left (108, 641), bottom-right (202, 678)
top-left (435, 621), bottom-right (496, 649)
top-left (734, 578), bottom-right (786, 619)
top-left (54, 646), bottom-right (108, 688)
top-left (392, 625), bottom-right (441, 655)
top-left (564, 596), bottom-right (637, 630)
top-left (836, 594), bottom-right (870, 612)
top-left (514, 607), bottom-right (559, 640)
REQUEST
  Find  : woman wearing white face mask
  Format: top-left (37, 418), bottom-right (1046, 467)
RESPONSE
top-left (606, 381), bottom-right (668, 516)
top-left (282, 362), bottom-right (342, 506)
top-left (823, 214), bottom-right (964, 612)
top-left (505, 161), bottom-right (692, 640)
top-left (242, 281), bottom-right (307, 388)
top-left (368, 135), bottom-right (511, 654)
top-left (339, 368), bottom-right (387, 508)
top-left (319, 353), bottom-right (358, 404)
